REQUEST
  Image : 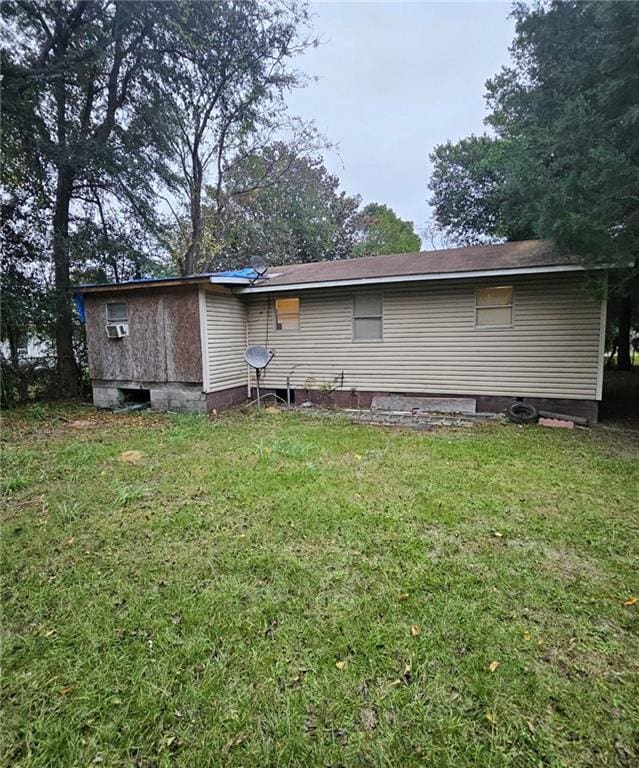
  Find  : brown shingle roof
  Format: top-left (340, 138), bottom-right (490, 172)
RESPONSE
top-left (254, 240), bottom-right (580, 289)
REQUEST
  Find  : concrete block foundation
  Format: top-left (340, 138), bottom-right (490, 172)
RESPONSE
top-left (92, 380), bottom-right (207, 414)
top-left (92, 380), bottom-right (598, 423)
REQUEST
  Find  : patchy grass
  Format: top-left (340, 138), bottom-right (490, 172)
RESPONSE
top-left (1, 403), bottom-right (638, 767)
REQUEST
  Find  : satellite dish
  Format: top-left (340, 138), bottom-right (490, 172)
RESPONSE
top-left (250, 255), bottom-right (268, 278)
top-left (244, 345), bottom-right (272, 370)
top-left (244, 345), bottom-right (274, 408)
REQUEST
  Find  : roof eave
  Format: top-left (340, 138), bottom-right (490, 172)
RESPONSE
top-left (75, 274), bottom-right (215, 294)
top-left (234, 263), bottom-right (597, 294)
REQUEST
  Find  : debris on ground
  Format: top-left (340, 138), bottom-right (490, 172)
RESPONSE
top-left (297, 407), bottom-right (500, 429)
top-left (113, 402), bottom-right (151, 415)
top-left (538, 417), bottom-right (575, 429)
top-left (538, 409), bottom-right (590, 427)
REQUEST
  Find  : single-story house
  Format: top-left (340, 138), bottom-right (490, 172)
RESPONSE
top-left (76, 240), bottom-right (607, 421)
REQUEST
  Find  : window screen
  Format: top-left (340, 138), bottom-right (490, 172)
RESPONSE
top-left (106, 302), bottom-right (128, 322)
top-left (275, 297), bottom-right (300, 331)
top-left (475, 286), bottom-right (513, 327)
top-left (353, 293), bottom-right (383, 341)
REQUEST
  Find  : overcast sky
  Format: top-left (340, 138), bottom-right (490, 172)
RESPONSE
top-left (286, 1), bottom-right (516, 244)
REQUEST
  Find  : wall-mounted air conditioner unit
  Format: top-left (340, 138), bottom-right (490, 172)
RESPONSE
top-left (105, 323), bottom-right (128, 339)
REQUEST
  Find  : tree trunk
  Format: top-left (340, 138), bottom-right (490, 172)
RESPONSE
top-left (52, 12), bottom-right (79, 397)
top-left (617, 291), bottom-right (633, 371)
top-left (182, 145), bottom-right (203, 276)
top-left (53, 164), bottom-right (78, 396)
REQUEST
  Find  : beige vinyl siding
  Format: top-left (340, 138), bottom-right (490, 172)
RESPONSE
top-left (204, 292), bottom-right (247, 392)
top-left (247, 273), bottom-right (604, 400)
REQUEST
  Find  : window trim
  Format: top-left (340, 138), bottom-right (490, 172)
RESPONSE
top-left (474, 285), bottom-right (514, 329)
top-left (352, 292), bottom-right (384, 342)
top-left (274, 296), bottom-right (300, 332)
top-left (105, 301), bottom-right (129, 323)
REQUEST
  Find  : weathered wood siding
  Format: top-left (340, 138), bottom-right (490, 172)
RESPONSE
top-left (85, 287), bottom-right (202, 383)
top-left (247, 272), bottom-right (605, 400)
top-left (204, 291), bottom-right (247, 392)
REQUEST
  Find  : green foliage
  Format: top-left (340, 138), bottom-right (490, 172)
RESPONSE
top-left (158, 1), bottom-right (317, 274)
top-left (352, 203), bottom-right (421, 257)
top-left (429, 1), bottom-right (639, 270)
top-left (2, 0), bottom-right (179, 390)
top-left (429, 136), bottom-right (534, 245)
top-left (486, 1), bottom-right (639, 267)
top-left (204, 142), bottom-right (361, 269)
top-left (2, 406), bottom-right (638, 765)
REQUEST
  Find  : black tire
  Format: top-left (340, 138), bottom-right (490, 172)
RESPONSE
top-left (506, 402), bottom-right (539, 424)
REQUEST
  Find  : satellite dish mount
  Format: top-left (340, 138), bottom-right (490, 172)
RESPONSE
top-left (244, 345), bottom-right (275, 408)
top-left (249, 255), bottom-right (268, 284)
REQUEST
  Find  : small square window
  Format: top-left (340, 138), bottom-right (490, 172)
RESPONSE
top-left (353, 292), bottom-right (383, 341)
top-left (475, 286), bottom-right (513, 327)
top-left (275, 297), bottom-right (299, 331)
top-left (106, 302), bottom-right (128, 322)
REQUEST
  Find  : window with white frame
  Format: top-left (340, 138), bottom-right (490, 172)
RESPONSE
top-left (106, 302), bottom-right (128, 323)
top-left (275, 297), bottom-right (300, 330)
top-left (353, 293), bottom-right (383, 341)
top-left (475, 286), bottom-right (513, 327)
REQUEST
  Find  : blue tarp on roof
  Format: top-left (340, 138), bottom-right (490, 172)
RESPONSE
top-left (213, 268), bottom-right (258, 278)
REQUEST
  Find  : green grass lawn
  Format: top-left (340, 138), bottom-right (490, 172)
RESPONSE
top-left (2, 405), bottom-right (638, 767)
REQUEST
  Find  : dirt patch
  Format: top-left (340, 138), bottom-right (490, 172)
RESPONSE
top-left (540, 546), bottom-right (605, 583)
top-left (538, 643), bottom-right (632, 682)
top-left (118, 450), bottom-right (146, 464)
top-left (3, 408), bottom-right (168, 444)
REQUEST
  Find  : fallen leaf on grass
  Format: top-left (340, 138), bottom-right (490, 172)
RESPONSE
top-left (623, 596), bottom-right (637, 606)
top-left (410, 624), bottom-right (420, 637)
top-left (399, 593), bottom-right (410, 601)
top-left (488, 660), bottom-right (500, 673)
top-left (485, 711), bottom-right (497, 724)
top-left (118, 450), bottom-right (145, 464)
top-left (60, 684), bottom-right (75, 696)
top-left (165, 736), bottom-right (181, 750)
top-left (335, 660), bottom-right (348, 670)
top-left (223, 733), bottom-right (246, 751)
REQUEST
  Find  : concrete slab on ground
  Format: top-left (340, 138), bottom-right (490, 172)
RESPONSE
top-left (371, 395), bottom-right (477, 414)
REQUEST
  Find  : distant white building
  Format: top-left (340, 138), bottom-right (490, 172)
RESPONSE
top-left (0, 336), bottom-right (52, 361)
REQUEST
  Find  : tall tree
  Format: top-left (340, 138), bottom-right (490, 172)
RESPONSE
top-left (429, 135), bottom-right (534, 245)
top-left (159, 1), bottom-right (316, 276)
top-left (2, 1), bottom-right (171, 393)
top-left (199, 142), bottom-right (360, 270)
top-left (429, 1), bottom-right (639, 369)
top-left (352, 203), bottom-right (421, 257)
